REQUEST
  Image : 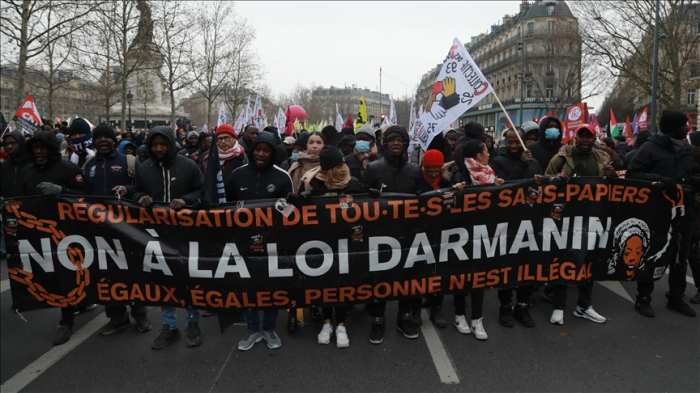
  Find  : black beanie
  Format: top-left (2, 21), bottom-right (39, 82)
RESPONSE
top-left (68, 118), bottom-right (91, 136)
top-left (321, 125), bottom-right (342, 147)
top-left (319, 145), bottom-right (344, 170)
top-left (294, 131), bottom-right (309, 149)
top-left (341, 127), bottom-right (355, 136)
top-left (92, 123), bottom-right (117, 144)
top-left (659, 110), bottom-right (687, 133)
top-left (614, 135), bottom-right (626, 143)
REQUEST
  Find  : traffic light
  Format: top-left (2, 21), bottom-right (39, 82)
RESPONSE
top-left (380, 114), bottom-right (386, 122)
top-left (517, 41), bottom-right (523, 51)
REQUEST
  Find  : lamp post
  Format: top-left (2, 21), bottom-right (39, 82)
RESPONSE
top-left (126, 89), bottom-right (133, 130)
top-left (517, 40), bottom-right (524, 127)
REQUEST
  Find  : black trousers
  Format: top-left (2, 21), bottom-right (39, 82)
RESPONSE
top-left (453, 291), bottom-right (484, 319)
top-left (497, 286), bottom-right (534, 306)
top-left (321, 306), bottom-right (348, 324)
top-left (638, 219), bottom-right (691, 300)
top-left (551, 282), bottom-right (593, 310)
top-left (105, 304), bottom-right (148, 322)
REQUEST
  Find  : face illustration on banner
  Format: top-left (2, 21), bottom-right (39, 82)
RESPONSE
top-left (607, 218), bottom-right (650, 280)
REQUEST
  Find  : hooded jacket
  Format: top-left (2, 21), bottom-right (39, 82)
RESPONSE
top-left (226, 132), bottom-right (293, 201)
top-left (490, 146), bottom-right (543, 181)
top-left (83, 148), bottom-right (140, 197)
top-left (118, 140), bottom-right (136, 155)
top-left (362, 126), bottom-right (422, 194)
top-left (132, 126), bottom-right (203, 204)
top-left (627, 132), bottom-right (700, 185)
top-left (1, 130), bottom-right (31, 197)
top-left (23, 131), bottom-right (86, 196)
top-left (527, 116), bottom-right (562, 173)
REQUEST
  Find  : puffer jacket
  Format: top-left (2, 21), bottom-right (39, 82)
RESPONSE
top-left (527, 116), bottom-right (563, 172)
top-left (83, 149), bottom-right (140, 197)
top-left (490, 147), bottom-right (543, 180)
top-left (132, 126), bottom-right (203, 204)
top-left (23, 131), bottom-right (86, 196)
top-left (627, 132), bottom-right (700, 185)
top-left (1, 130), bottom-right (31, 197)
top-left (362, 127), bottom-right (422, 194)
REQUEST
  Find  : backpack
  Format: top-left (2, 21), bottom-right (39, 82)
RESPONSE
top-left (82, 154), bottom-right (136, 178)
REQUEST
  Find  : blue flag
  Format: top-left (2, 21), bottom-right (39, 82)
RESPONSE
top-left (200, 142), bottom-right (227, 204)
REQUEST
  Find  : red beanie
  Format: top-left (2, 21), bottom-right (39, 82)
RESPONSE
top-left (422, 149), bottom-right (444, 168)
top-left (216, 123), bottom-right (237, 138)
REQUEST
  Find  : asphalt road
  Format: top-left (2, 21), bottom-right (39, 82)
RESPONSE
top-left (1, 256), bottom-right (699, 393)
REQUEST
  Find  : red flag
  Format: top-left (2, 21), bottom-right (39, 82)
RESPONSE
top-left (593, 118), bottom-right (603, 138)
top-left (12, 94), bottom-right (42, 136)
top-left (344, 113), bottom-right (353, 129)
top-left (638, 107), bottom-right (648, 130)
top-left (687, 113), bottom-right (693, 133)
top-left (535, 109), bottom-right (556, 124)
top-left (624, 116), bottom-right (633, 146)
top-left (563, 103), bottom-right (588, 144)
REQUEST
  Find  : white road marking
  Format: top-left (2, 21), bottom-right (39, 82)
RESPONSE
top-left (598, 281), bottom-right (634, 303)
top-left (0, 313), bottom-right (108, 393)
top-left (146, 229), bottom-right (159, 237)
top-left (0, 279), bottom-right (9, 294)
top-left (420, 309), bottom-right (460, 384)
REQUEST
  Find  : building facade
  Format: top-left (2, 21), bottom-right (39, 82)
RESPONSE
top-left (311, 86), bottom-right (389, 125)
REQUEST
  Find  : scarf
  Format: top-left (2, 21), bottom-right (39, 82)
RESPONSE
top-left (465, 158), bottom-right (495, 185)
top-left (69, 133), bottom-right (95, 164)
top-left (218, 141), bottom-right (245, 165)
top-left (422, 168), bottom-right (442, 190)
top-left (301, 165), bottom-right (351, 192)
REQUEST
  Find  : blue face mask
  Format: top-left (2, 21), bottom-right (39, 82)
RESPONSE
top-left (356, 140), bottom-right (371, 153)
top-left (291, 152), bottom-right (299, 161)
top-left (545, 128), bottom-right (560, 140)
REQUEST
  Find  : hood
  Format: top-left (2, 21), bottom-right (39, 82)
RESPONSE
top-left (382, 125), bottom-right (410, 165)
top-left (250, 131), bottom-right (279, 168)
top-left (145, 126), bottom-right (178, 163)
top-left (537, 116), bottom-right (563, 146)
top-left (634, 130), bottom-right (652, 149)
top-left (118, 140), bottom-right (136, 154)
top-left (26, 130), bottom-right (62, 164)
top-left (4, 130), bottom-right (27, 158)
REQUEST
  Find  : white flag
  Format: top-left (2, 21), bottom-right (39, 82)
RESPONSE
top-left (381, 115), bottom-right (389, 126)
top-left (245, 96), bottom-right (253, 125)
top-left (388, 96), bottom-right (397, 125)
top-left (253, 94), bottom-right (265, 130)
top-left (217, 100), bottom-right (228, 127)
top-left (276, 108), bottom-right (286, 137)
top-left (418, 37), bottom-right (494, 151)
top-left (408, 97), bottom-right (416, 131)
top-left (335, 103), bottom-right (344, 133)
top-left (407, 105), bottom-right (424, 159)
top-left (233, 109), bottom-right (246, 135)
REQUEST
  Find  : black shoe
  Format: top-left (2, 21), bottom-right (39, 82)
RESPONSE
top-left (152, 324), bottom-right (181, 350)
top-left (287, 312), bottom-right (299, 333)
top-left (369, 317), bottom-right (385, 345)
top-left (186, 322), bottom-right (202, 347)
top-left (634, 297), bottom-right (655, 318)
top-left (53, 324), bottom-right (72, 346)
top-left (691, 291), bottom-right (700, 304)
top-left (429, 307), bottom-right (447, 328)
top-left (410, 306), bottom-right (423, 327)
top-left (397, 313), bottom-right (419, 339)
top-left (310, 307), bottom-right (322, 322)
top-left (498, 305), bottom-right (514, 327)
top-left (420, 297), bottom-right (432, 308)
top-left (666, 298), bottom-right (697, 317)
top-left (513, 304), bottom-right (535, 327)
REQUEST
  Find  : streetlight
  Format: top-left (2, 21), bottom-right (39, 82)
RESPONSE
top-left (126, 89), bottom-right (133, 130)
top-left (517, 40), bottom-right (524, 127)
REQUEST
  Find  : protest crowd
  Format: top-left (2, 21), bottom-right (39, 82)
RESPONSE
top-left (2, 106), bottom-right (700, 351)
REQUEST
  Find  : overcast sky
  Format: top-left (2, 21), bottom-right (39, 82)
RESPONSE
top-left (235, 0), bottom-right (604, 112)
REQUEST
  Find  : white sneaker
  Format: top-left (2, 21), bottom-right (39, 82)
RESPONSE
top-left (550, 309), bottom-right (564, 325)
top-left (454, 315), bottom-right (471, 334)
top-left (573, 305), bottom-right (606, 323)
top-left (471, 318), bottom-right (488, 340)
top-left (318, 323), bottom-right (332, 344)
top-left (336, 326), bottom-right (349, 348)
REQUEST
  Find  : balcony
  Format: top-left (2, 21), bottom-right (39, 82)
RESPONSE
top-left (481, 53), bottom-right (520, 74)
top-left (473, 33), bottom-right (522, 62)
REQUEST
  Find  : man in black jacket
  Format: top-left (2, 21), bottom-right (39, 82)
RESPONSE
top-left (627, 110), bottom-right (699, 318)
top-left (527, 116), bottom-right (563, 173)
top-left (22, 131), bottom-right (89, 346)
top-left (132, 126), bottom-right (205, 349)
top-left (1, 130), bottom-right (31, 198)
top-left (361, 125), bottom-right (422, 344)
top-left (228, 132), bottom-right (292, 351)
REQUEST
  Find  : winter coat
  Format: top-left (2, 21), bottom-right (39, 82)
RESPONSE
top-left (627, 132), bottom-right (700, 185)
top-left (305, 176), bottom-right (366, 196)
top-left (201, 151), bottom-right (248, 200)
top-left (132, 126), bottom-right (203, 204)
top-left (615, 143), bottom-right (633, 158)
top-left (544, 145), bottom-right (613, 177)
top-left (362, 153), bottom-right (422, 194)
top-left (22, 131), bottom-right (86, 196)
top-left (83, 149), bottom-right (140, 197)
top-left (490, 148), bottom-right (543, 180)
top-left (227, 132), bottom-right (293, 201)
top-left (527, 116), bottom-right (563, 172)
top-left (345, 150), bottom-right (381, 180)
top-left (0, 130), bottom-right (31, 198)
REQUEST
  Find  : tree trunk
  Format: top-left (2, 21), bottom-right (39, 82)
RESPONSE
top-left (16, 0), bottom-right (31, 109)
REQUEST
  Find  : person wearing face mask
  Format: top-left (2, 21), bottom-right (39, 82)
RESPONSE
top-left (527, 116), bottom-right (563, 173)
top-left (62, 118), bottom-right (95, 167)
top-left (345, 124), bottom-right (380, 179)
top-left (288, 131), bottom-right (325, 192)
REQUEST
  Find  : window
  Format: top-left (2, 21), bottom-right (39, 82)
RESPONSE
top-left (546, 84), bottom-right (554, 98)
top-left (3, 97), bottom-right (8, 109)
top-left (691, 64), bottom-right (700, 77)
top-left (526, 85), bottom-right (532, 98)
top-left (527, 64), bottom-right (533, 74)
top-left (547, 4), bottom-right (556, 16)
top-left (527, 43), bottom-right (533, 53)
top-left (527, 22), bottom-right (534, 33)
top-left (691, 46), bottom-right (698, 60)
top-left (548, 21), bottom-right (555, 34)
top-left (547, 42), bottom-right (555, 56)
top-left (688, 89), bottom-right (696, 105)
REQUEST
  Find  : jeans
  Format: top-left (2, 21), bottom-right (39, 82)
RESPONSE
top-left (551, 282), bottom-right (593, 310)
top-left (162, 307), bottom-right (200, 330)
top-left (59, 306), bottom-right (76, 327)
top-left (321, 306), bottom-right (348, 324)
top-left (245, 309), bottom-right (278, 332)
top-left (454, 291), bottom-right (484, 319)
top-left (498, 286), bottom-right (534, 306)
top-left (637, 219), bottom-right (691, 300)
top-left (106, 304), bottom-right (147, 323)
top-left (370, 300), bottom-right (412, 318)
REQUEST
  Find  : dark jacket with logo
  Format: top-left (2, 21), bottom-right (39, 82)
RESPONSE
top-left (84, 149), bottom-right (140, 197)
top-left (490, 148), bottom-right (542, 180)
top-left (227, 132), bottom-right (293, 201)
top-left (627, 132), bottom-right (700, 185)
top-left (526, 116), bottom-right (562, 174)
top-left (1, 130), bottom-right (31, 198)
top-left (132, 127), bottom-right (203, 204)
top-left (23, 131), bottom-right (86, 196)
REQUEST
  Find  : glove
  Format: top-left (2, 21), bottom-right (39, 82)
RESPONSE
top-left (286, 193), bottom-right (302, 208)
top-left (37, 182), bottom-right (62, 196)
top-left (368, 188), bottom-right (381, 198)
top-left (299, 191), bottom-right (312, 201)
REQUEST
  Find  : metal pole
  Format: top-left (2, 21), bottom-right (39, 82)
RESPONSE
top-left (650, 0), bottom-right (660, 133)
top-left (519, 42), bottom-right (524, 127)
top-left (379, 67), bottom-right (382, 119)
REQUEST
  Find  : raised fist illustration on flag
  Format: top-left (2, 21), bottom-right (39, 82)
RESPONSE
top-left (426, 77), bottom-right (459, 119)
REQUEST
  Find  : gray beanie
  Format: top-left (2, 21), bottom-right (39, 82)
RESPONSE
top-left (356, 123), bottom-right (375, 140)
top-left (521, 121), bottom-right (539, 132)
top-left (187, 131), bottom-right (199, 140)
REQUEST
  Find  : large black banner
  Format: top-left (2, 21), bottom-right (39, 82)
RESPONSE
top-left (2, 178), bottom-right (689, 312)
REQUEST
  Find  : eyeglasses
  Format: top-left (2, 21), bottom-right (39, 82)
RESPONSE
top-left (217, 136), bottom-right (234, 142)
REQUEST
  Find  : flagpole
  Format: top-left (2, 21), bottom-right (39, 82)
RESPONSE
top-left (491, 92), bottom-right (527, 150)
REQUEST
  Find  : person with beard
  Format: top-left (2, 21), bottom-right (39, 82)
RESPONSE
top-left (527, 116), bottom-right (563, 172)
top-left (22, 130), bottom-right (88, 346)
top-left (82, 124), bottom-right (150, 336)
top-left (361, 125), bottom-right (422, 344)
top-left (203, 123), bottom-right (248, 196)
top-left (63, 118), bottom-right (95, 168)
top-left (627, 110), bottom-right (700, 318)
top-left (228, 132), bottom-right (293, 351)
top-left (345, 124), bottom-right (380, 179)
top-left (132, 126), bottom-right (204, 349)
top-left (544, 124), bottom-right (616, 325)
top-left (490, 128), bottom-right (541, 328)
top-left (239, 124), bottom-right (260, 158)
top-left (1, 130), bottom-right (31, 259)
top-left (178, 131), bottom-right (201, 161)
